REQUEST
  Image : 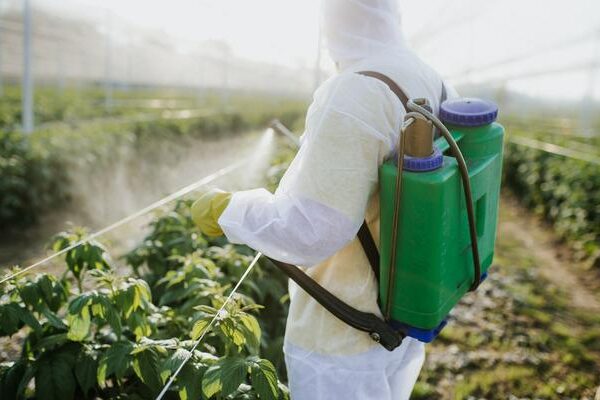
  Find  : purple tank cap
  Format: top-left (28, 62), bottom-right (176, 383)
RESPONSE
top-left (404, 147), bottom-right (443, 172)
top-left (440, 98), bottom-right (498, 127)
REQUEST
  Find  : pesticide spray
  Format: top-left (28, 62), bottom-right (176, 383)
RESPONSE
top-left (240, 128), bottom-right (276, 186)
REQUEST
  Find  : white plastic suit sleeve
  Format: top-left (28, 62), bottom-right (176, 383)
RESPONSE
top-left (219, 73), bottom-right (403, 267)
top-left (218, 189), bottom-right (357, 267)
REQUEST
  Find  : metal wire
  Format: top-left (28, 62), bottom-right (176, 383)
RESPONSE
top-left (155, 252), bottom-right (262, 400)
top-left (406, 100), bottom-right (482, 291)
top-left (0, 158), bottom-right (248, 285)
top-left (508, 135), bottom-right (600, 165)
top-left (384, 116), bottom-right (413, 320)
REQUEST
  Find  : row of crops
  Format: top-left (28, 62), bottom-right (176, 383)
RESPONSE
top-left (0, 86), bottom-right (307, 229)
top-left (502, 123), bottom-right (600, 268)
top-left (0, 202), bottom-right (291, 399)
top-left (0, 132), bottom-right (298, 399)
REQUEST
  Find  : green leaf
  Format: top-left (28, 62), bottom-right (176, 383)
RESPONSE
top-left (15, 363), bottom-right (36, 398)
top-left (160, 348), bottom-right (190, 383)
top-left (97, 297), bottom-right (122, 337)
top-left (68, 293), bottom-right (93, 315)
top-left (239, 314), bottom-right (261, 351)
top-left (201, 357), bottom-right (248, 399)
top-left (97, 341), bottom-right (134, 386)
top-left (219, 318), bottom-right (246, 348)
top-left (247, 357), bottom-right (278, 400)
top-left (132, 348), bottom-right (162, 392)
top-left (190, 318), bottom-right (211, 341)
top-left (130, 286), bottom-right (142, 317)
top-left (67, 305), bottom-right (91, 341)
top-left (75, 349), bottom-right (98, 396)
top-left (19, 306), bottom-right (42, 332)
top-left (219, 357), bottom-right (248, 397)
top-left (91, 302), bottom-right (105, 318)
top-left (0, 303), bottom-right (22, 335)
top-left (42, 308), bottom-right (67, 330)
top-left (128, 312), bottom-right (152, 339)
top-left (136, 280), bottom-right (152, 302)
top-left (38, 275), bottom-right (55, 303)
top-left (177, 363), bottom-right (204, 400)
top-left (34, 333), bottom-right (68, 352)
top-left (201, 365), bottom-right (222, 398)
top-left (18, 283), bottom-right (41, 309)
top-left (0, 361), bottom-right (26, 400)
top-left (35, 352), bottom-right (76, 400)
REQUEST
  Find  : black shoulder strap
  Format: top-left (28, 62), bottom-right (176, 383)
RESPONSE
top-left (354, 71), bottom-right (448, 281)
top-left (358, 71), bottom-right (409, 110)
top-left (355, 71), bottom-right (412, 282)
top-left (357, 223), bottom-right (380, 281)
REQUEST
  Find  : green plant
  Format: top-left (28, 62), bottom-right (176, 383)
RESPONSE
top-left (0, 130), bottom-right (67, 228)
top-left (0, 87), bottom-right (307, 231)
top-left (502, 135), bottom-right (600, 266)
top-left (0, 198), bottom-right (290, 399)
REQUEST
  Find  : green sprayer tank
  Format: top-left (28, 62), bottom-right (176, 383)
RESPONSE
top-left (379, 98), bottom-right (504, 342)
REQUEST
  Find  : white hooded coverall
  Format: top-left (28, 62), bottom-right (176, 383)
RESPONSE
top-left (219, 0), bottom-right (455, 398)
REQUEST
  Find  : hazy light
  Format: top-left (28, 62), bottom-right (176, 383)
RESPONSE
top-left (23, 0), bottom-right (600, 100)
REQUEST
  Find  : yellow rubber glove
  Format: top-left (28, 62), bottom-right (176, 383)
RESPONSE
top-left (191, 189), bottom-right (232, 237)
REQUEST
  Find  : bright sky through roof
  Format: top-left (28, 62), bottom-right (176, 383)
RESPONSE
top-left (40, 0), bottom-right (600, 100)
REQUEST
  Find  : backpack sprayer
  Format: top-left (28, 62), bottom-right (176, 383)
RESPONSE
top-left (268, 73), bottom-right (504, 351)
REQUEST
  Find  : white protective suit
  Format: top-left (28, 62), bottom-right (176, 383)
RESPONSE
top-left (219, 0), bottom-right (455, 398)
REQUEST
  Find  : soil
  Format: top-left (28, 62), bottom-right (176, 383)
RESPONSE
top-left (499, 196), bottom-right (600, 312)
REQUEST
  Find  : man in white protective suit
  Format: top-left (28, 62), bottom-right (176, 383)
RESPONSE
top-left (192, 0), bottom-right (456, 398)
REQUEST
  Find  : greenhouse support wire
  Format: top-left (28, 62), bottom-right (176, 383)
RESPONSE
top-left (155, 251), bottom-right (262, 400)
top-left (508, 135), bottom-right (600, 165)
top-left (0, 158), bottom-right (249, 285)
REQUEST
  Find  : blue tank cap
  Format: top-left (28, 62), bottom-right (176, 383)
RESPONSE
top-left (404, 147), bottom-right (443, 172)
top-left (440, 98), bottom-right (498, 127)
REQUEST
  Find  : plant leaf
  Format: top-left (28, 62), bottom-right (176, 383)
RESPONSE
top-left (248, 357), bottom-right (278, 400)
top-left (190, 318), bottom-right (211, 340)
top-left (18, 306), bottom-right (42, 332)
top-left (132, 348), bottom-right (162, 392)
top-left (35, 352), bottom-right (76, 400)
top-left (68, 293), bottom-right (93, 315)
top-left (0, 304), bottom-right (22, 336)
top-left (239, 314), bottom-right (261, 351)
top-left (177, 363), bottom-right (205, 400)
top-left (42, 308), bottom-right (67, 330)
top-left (33, 333), bottom-right (68, 352)
top-left (160, 348), bottom-right (190, 383)
top-left (97, 341), bottom-right (134, 386)
top-left (67, 305), bottom-right (91, 341)
top-left (75, 349), bottom-right (98, 396)
top-left (201, 365), bottom-right (222, 398)
top-left (219, 357), bottom-right (247, 397)
top-left (0, 361), bottom-right (26, 400)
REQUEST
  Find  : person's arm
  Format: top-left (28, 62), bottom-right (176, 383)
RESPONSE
top-left (219, 74), bottom-right (403, 266)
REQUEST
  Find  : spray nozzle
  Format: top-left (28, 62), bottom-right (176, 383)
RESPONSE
top-left (411, 98), bottom-right (433, 113)
top-left (270, 119), bottom-right (300, 148)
